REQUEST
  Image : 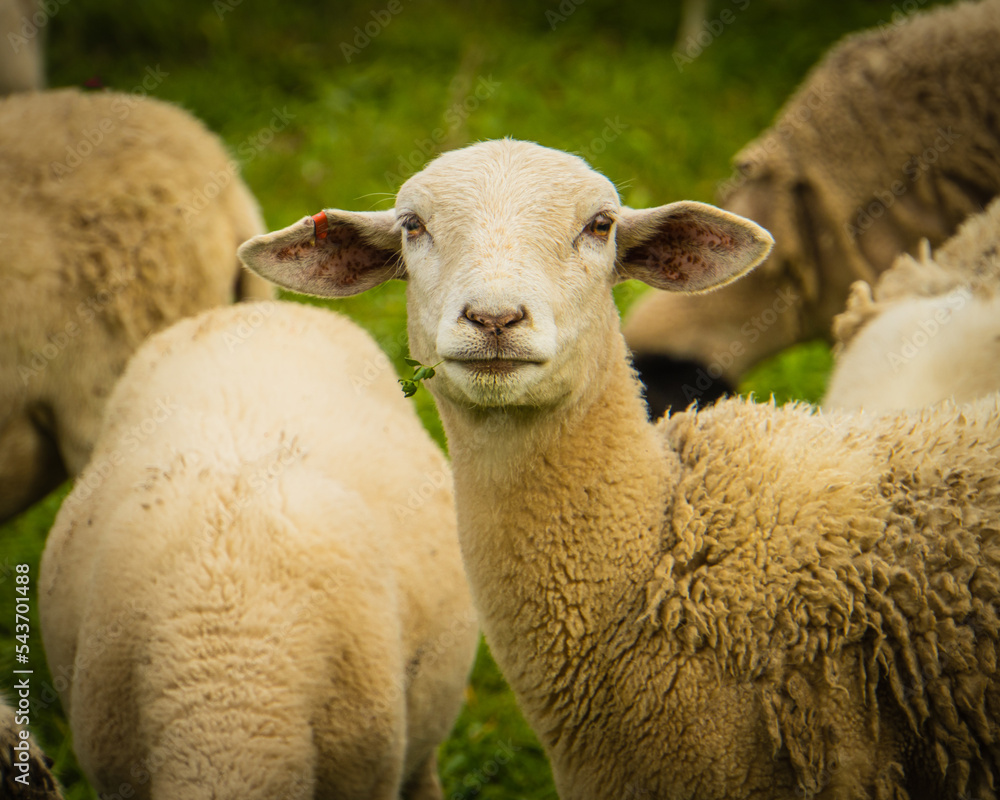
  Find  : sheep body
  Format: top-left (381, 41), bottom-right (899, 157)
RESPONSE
top-left (824, 196), bottom-right (1000, 410)
top-left (648, 395), bottom-right (1000, 798)
top-left (38, 302), bottom-right (476, 800)
top-left (623, 0), bottom-right (1000, 415)
top-left (238, 138), bottom-right (1000, 799)
top-left (447, 371), bottom-right (1000, 800)
top-left (0, 88), bottom-right (273, 521)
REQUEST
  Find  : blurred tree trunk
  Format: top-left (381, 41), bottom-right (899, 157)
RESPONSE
top-left (675, 0), bottom-right (710, 52)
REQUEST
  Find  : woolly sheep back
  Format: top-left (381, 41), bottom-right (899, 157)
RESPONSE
top-left (646, 395), bottom-right (1000, 798)
top-left (38, 302), bottom-right (476, 800)
top-left (0, 88), bottom-right (274, 521)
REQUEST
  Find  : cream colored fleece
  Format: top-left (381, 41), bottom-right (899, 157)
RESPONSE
top-left (825, 195), bottom-right (1000, 411)
top-left (39, 303), bottom-right (476, 800)
top-left (444, 336), bottom-right (1000, 799)
top-left (0, 88), bottom-right (273, 521)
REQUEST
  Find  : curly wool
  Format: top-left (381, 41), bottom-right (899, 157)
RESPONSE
top-left (446, 351), bottom-right (1000, 799)
top-left (647, 397), bottom-right (1000, 798)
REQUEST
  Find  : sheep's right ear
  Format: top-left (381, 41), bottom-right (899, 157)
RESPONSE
top-left (237, 210), bottom-right (401, 298)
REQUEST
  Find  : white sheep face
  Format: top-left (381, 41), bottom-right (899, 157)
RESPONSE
top-left (237, 139), bottom-right (774, 410)
top-left (394, 141), bottom-right (623, 408)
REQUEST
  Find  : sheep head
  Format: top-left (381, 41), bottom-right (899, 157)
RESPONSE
top-left (238, 139), bottom-right (772, 410)
top-left (720, 136), bottom-right (814, 293)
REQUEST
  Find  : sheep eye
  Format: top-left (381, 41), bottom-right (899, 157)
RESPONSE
top-left (585, 214), bottom-right (614, 238)
top-left (401, 216), bottom-right (426, 239)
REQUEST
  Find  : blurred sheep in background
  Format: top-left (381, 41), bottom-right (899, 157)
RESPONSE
top-left (823, 195), bottom-right (1000, 411)
top-left (624, 0), bottom-right (1000, 417)
top-left (0, 88), bottom-right (273, 522)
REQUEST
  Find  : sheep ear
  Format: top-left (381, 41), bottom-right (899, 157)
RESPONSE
top-left (237, 210), bottom-right (401, 297)
top-left (615, 201), bottom-right (773, 293)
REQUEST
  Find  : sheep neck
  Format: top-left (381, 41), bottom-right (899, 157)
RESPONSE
top-left (437, 333), bottom-right (672, 748)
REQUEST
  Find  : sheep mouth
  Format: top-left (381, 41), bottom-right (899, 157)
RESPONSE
top-left (448, 358), bottom-right (541, 376)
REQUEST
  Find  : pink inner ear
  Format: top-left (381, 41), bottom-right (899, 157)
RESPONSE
top-left (626, 217), bottom-right (739, 289)
top-left (274, 223), bottom-right (396, 289)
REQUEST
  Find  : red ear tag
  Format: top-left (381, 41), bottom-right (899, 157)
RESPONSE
top-left (312, 212), bottom-right (329, 239)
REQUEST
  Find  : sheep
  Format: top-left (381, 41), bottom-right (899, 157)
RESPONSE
top-left (0, 87), bottom-right (274, 522)
top-left (0, 0), bottom-right (44, 95)
top-left (238, 138), bottom-right (1000, 799)
top-left (38, 301), bottom-right (477, 800)
top-left (823, 196), bottom-right (1000, 411)
top-left (0, 696), bottom-right (64, 799)
top-left (622, 0), bottom-right (1000, 418)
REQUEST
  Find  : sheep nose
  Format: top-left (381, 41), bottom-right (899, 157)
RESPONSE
top-left (463, 306), bottom-right (526, 333)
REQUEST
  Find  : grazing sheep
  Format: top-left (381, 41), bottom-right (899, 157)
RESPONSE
top-left (0, 696), bottom-right (64, 799)
top-left (38, 302), bottom-right (476, 800)
top-left (0, 0), bottom-right (44, 95)
top-left (0, 88), bottom-right (274, 522)
top-left (624, 0), bottom-right (1000, 417)
top-left (824, 196), bottom-right (1000, 411)
top-left (239, 139), bottom-right (1000, 800)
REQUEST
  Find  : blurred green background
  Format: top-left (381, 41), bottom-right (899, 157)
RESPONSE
top-left (1, 0), bottom-right (951, 797)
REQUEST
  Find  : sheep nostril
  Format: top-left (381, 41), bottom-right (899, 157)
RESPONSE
top-left (463, 306), bottom-right (526, 333)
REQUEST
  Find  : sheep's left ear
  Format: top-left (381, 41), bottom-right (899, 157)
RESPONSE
top-left (615, 201), bottom-right (773, 293)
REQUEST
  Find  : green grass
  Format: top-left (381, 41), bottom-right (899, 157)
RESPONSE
top-left (2, 1), bottom-right (951, 796)
top-left (740, 340), bottom-right (834, 406)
